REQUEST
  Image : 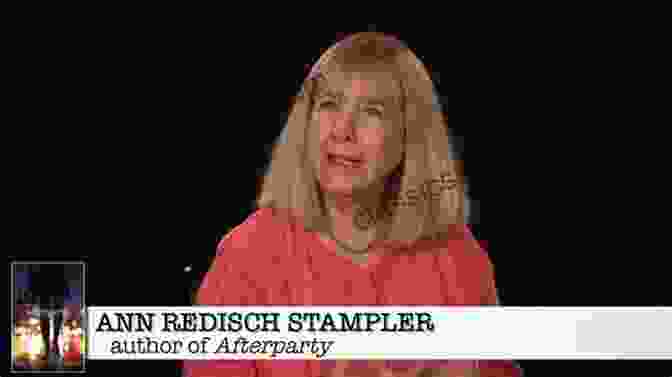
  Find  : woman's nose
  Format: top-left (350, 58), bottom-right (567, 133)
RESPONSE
top-left (330, 111), bottom-right (357, 141)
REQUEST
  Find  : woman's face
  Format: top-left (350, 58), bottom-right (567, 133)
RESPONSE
top-left (307, 69), bottom-right (404, 197)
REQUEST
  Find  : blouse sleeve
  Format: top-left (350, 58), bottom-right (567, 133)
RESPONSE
top-left (479, 246), bottom-right (500, 306)
top-left (469, 227), bottom-right (525, 377)
top-left (182, 223), bottom-right (263, 377)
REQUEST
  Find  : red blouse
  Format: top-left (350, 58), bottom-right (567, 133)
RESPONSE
top-left (183, 208), bottom-right (523, 376)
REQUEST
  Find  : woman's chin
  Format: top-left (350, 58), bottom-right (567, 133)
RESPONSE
top-left (319, 179), bottom-right (364, 196)
top-left (320, 183), bottom-right (356, 196)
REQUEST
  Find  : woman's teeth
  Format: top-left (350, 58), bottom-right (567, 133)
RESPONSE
top-left (330, 156), bottom-right (360, 167)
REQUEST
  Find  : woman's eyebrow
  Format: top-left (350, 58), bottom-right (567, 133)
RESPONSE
top-left (316, 89), bottom-right (343, 99)
top-left (316, 89), bottom-right (396, 106)
top-left (361, 95), bottom-right (400, 108)
top-left (363, 97), bottom-right (388, 106)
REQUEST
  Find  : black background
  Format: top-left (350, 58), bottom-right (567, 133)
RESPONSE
top-left (8, 14), bottom-right (670, 377)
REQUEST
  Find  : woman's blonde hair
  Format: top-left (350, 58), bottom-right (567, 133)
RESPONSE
top-left (257, 32), bottom-right (469, 248)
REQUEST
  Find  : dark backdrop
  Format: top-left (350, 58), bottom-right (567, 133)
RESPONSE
top-left (9, 18), bottom-right (670, 377)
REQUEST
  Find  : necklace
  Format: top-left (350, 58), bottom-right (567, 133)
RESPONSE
top-left (327, 227), bottom-right (371, 255)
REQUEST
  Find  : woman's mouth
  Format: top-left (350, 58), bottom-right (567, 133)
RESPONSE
top-left (327, 154), bottom-right (364, 169)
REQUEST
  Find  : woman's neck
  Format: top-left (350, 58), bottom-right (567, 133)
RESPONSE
top-left (322, 185), bottom-right (386, 251)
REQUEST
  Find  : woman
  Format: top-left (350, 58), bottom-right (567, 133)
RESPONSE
top-left (184, 32), bottom-right (523, 377)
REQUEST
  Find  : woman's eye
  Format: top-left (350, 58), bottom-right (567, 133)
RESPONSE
top-left (365, 107), bottom-right (383, 117)
top-left (318, 100), bottom-right (337, 109)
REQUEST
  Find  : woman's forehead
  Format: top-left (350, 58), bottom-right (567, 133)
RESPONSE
top-left (315, 68), bottom-right (401, 102)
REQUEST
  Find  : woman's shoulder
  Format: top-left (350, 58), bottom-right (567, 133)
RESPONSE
top-left (215, 207), bottom-right (292, 259)
top-left (198, 208), bottom-right (294, 305)
top-left (419, 224), bottom-right (493, 271)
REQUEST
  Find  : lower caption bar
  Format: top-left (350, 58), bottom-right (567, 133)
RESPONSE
top-left (82, 306), bottom-right (671, 360)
